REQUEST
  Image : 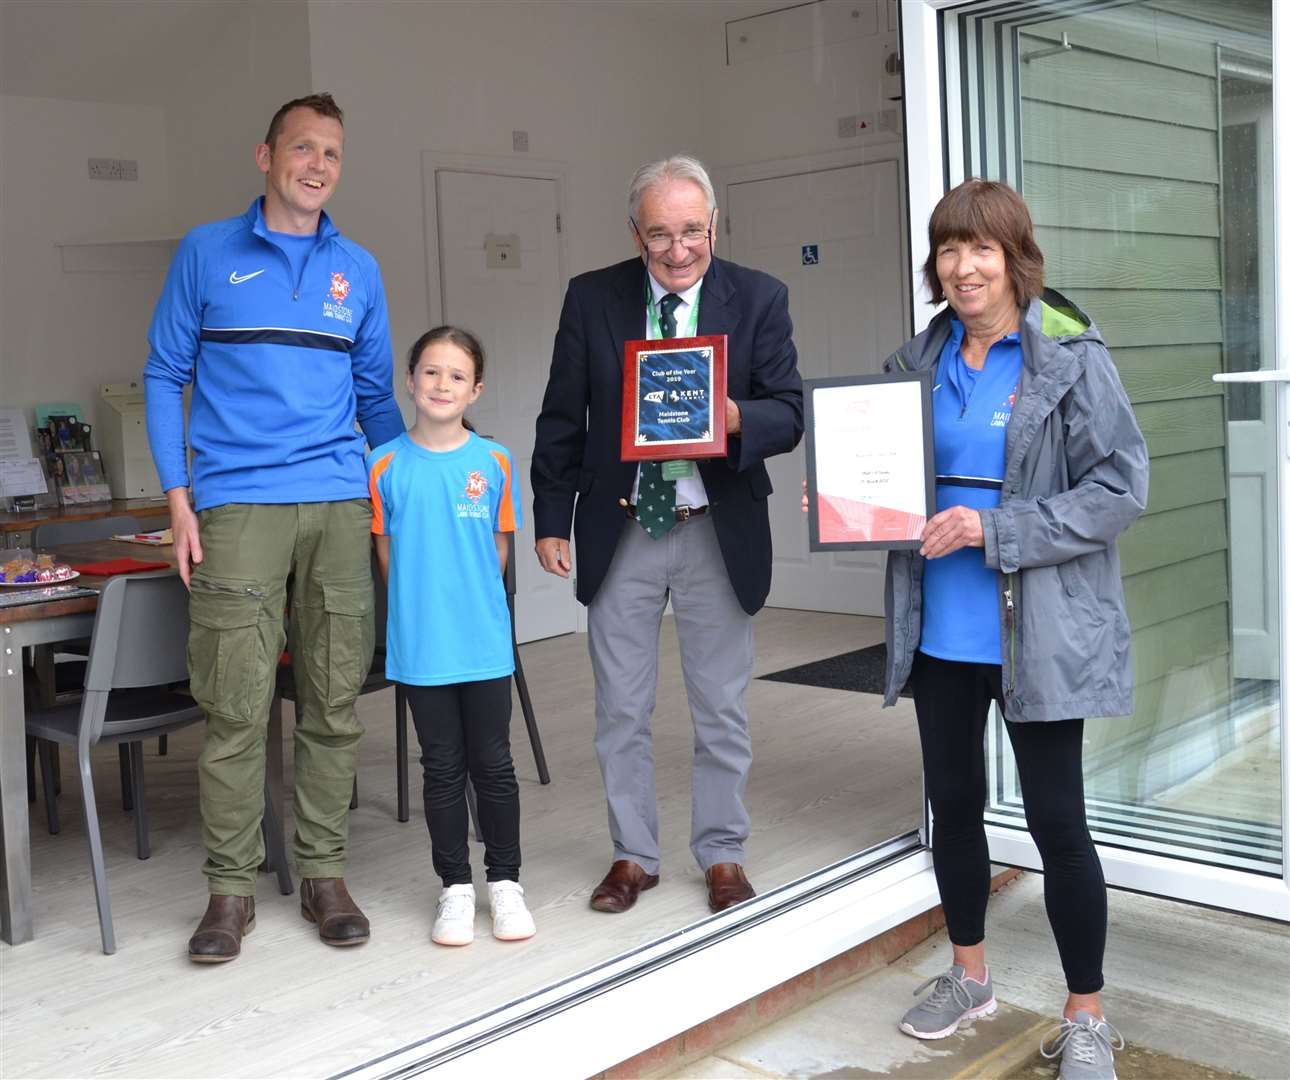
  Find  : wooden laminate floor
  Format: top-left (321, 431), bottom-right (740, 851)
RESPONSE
top-left (1, 609), bottom-right (923, 1079)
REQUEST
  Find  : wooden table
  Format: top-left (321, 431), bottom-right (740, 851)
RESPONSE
top-left (0, 498), bottom-right (171, 549)
top-left (0, 539), bottom-right (177, 944)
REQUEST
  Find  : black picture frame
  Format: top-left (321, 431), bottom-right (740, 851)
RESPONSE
top-left (804, 370), bottom-right (935, 551)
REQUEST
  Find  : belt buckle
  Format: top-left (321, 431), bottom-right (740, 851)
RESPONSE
top-left (676, 506), bottom-right (691, 522)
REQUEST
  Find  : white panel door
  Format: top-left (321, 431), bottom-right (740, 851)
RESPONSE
top-left (726, 159), bottom-right (909, 615)
top-left (434, 169), bottom-right (577, 643)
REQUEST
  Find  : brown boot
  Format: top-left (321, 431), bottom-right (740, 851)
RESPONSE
top-left (188, 894), bottom-right (255, 963)
top-left (300, 877), bottom-right (370, 946)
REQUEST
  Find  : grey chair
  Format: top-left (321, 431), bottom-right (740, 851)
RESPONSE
top-left (30, 514), bottom-right (143, 549)
top-left (27, 514), bottom-right (161, 829)
top-left (24, 571), bottom-right (203, 954)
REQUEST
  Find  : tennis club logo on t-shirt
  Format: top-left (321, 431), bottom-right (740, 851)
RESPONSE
top-left (323, 271), bottom-right (354, 324)
top-left (457, 470), bottom-right (491, 519)
top-left (991, 384), bottom-right (1018, 429)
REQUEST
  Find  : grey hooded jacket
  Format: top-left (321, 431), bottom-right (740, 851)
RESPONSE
top-left (882, 289), bottom-right (1149, 722)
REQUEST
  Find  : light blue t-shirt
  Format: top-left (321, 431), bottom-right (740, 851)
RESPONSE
top-left (919, 319), bottom-right (1024, 665)
top-left (367, 431), bottom-right (521, 686)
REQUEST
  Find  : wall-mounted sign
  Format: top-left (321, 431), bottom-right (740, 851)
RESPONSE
top-left (486, 234), bottom-right (521, 269)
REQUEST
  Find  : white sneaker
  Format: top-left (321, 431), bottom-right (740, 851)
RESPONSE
top-left (488, 880), bottom-right (536, 941)
top-left (432, 884), bottom-right (476, 946)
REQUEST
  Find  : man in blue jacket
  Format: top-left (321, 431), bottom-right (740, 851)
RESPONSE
top-left (145, 93), bottom-right (404, 963)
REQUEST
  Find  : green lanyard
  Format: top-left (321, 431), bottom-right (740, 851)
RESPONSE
top-left (645, 282), bottom-right (701, 340)
top-left (644, 282), bottom-right (704, 484)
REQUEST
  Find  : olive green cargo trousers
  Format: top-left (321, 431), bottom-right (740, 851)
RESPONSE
top-left (187, 501), bottom-right (374, 895)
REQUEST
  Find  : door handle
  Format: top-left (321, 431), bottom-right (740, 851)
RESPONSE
top-left (1213, 371), bottom-right (1290, 383)
top-left (1214, 371), bottom-right (1290, 460)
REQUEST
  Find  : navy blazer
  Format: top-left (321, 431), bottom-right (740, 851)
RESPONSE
top-left (532, 255), bottom-right (803, 615)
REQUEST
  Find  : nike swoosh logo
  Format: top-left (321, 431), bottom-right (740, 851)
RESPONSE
top-left (229, 270), bottom-right (266, 285)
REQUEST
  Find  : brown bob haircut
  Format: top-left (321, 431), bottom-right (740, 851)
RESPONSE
top-left (922, 179), bottom-right (1044, 307)
top-left (263, 92), bottom-right (345, 150)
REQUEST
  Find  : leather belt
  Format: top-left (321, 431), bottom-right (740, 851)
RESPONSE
top-left (620, 499), bottom-right (709, 523)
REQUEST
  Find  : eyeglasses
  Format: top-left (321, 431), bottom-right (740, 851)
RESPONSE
top-left (631, 210), bottom-right (715, 254)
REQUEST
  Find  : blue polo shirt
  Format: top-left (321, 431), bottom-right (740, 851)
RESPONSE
top-left (919, 319), bottom-right (1023, 665)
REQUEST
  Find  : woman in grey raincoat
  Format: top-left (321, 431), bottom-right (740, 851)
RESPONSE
top-left (885, 180), bottom-right (1148, 1080)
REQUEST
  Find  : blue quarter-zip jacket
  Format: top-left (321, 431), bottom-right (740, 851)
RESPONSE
top-left (144, 197), bottom-right (405, 511)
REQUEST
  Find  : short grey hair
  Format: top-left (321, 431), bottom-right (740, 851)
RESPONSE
top-left (628, 155), bottom-right (717, 220)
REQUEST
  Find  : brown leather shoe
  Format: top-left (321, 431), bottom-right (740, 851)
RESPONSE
top-left (705, 863), bottom-right (755, 913)
top-left (300, 877), bottom-right (370, 946)
top-left (589, 860), bottom-right (659, 913)
top-left (188, 894), bottom-right (255, 963)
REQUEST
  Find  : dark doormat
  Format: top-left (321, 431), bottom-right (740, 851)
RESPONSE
top-left (758, 642), bottom-right (911, 697)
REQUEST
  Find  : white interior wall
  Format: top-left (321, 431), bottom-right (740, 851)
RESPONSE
top-left (702, 0), bottom-right (902, 170)
top-left (309, 0), bottom-right (902, 425)
top-left (0, 96), bottom-right (171, 418)
top-left (165, 1), bottom-right (312, 232)
top-left (0, 0), bottom-right (310, 444)
top-left (0, 0), bottom-right (901, 438)
top-left (307, 0), bottom-right (707, 421)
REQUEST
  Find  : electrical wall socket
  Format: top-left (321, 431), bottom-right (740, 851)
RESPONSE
top-left (88, 157), bottom-right (139, 181)
top-left (512, 130), bottom-right (529, 152)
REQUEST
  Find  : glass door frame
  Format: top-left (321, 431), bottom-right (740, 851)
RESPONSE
top-left (900, 0), bottom-right (1290, 921)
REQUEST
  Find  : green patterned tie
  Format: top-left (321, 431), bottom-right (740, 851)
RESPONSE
top-left (636, 293), bottom-right (682, 540)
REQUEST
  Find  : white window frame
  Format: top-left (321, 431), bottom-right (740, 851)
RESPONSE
top-left (340, 838), bottom-right (937, 1078)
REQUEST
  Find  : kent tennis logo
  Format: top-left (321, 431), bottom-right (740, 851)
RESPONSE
top-left (465, 471), bottom-right (488, 502)
top-left (323, 271), bottom-right (354, 324)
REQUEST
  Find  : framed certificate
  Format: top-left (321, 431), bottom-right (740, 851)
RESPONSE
top-left (621, 335), bottom-right (728, 462)
top-left (805, 371), bottom-right (935, 550)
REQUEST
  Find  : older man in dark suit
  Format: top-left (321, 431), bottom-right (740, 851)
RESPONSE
top-left (532, 155), bottom-right (803, 915)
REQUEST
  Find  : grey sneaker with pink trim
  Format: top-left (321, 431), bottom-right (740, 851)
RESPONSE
top-left (898, 964), bottom-right (996, 1039)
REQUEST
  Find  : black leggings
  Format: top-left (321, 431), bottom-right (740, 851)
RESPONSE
top-left (911, 651), bottom-right (1106, 994)
top-left (404, 677), bottom-right (521, 886)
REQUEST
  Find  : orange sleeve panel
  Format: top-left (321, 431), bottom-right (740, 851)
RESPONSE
top-left (490, 449), bottom-right (516, 533)
top-left (368, 451), bottom-right (395, 534)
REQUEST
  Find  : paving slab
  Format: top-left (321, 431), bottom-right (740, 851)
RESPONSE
top-left (671, 874), bottom-right (1289, 1080)
top-left (1003, 1042), bottom-right (1252, 1080)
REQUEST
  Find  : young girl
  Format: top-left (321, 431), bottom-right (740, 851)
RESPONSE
top-left (367, 326), bottom-right (535, 946)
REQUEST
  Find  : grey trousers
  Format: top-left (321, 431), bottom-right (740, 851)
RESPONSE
top-left (587, 514), bottom-right (754, 875)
